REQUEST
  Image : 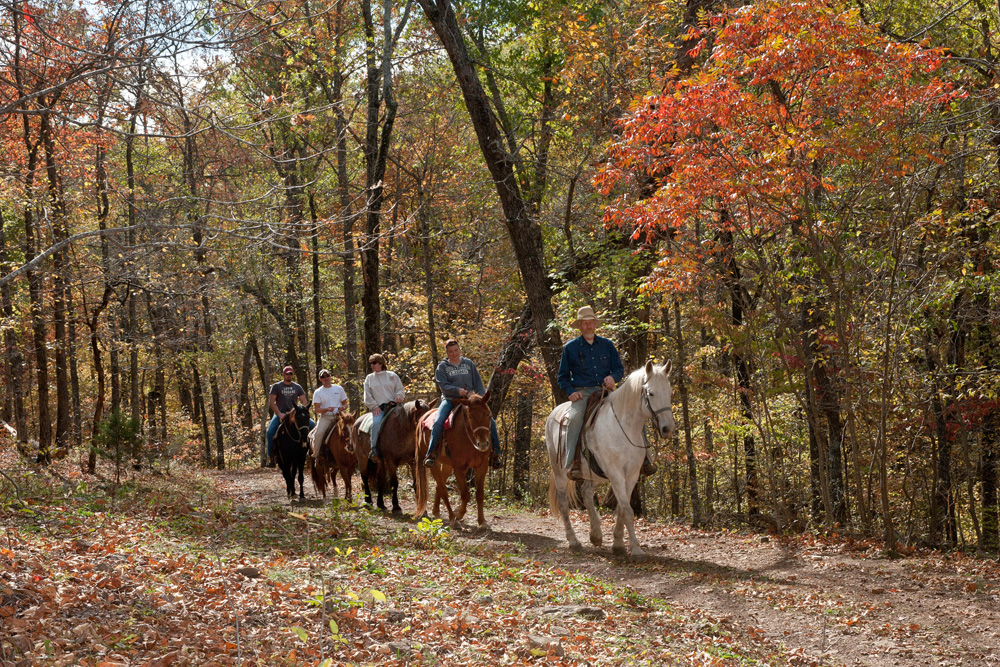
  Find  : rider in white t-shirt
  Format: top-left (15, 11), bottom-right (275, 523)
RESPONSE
top-left (309, 369), bottom-right (349, 457)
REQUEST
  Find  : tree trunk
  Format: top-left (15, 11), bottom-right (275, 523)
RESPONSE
top-left (512, 390), bottom-right (533, 501)
top-left (191, 360), bottom-right (212, 466)
top-left (309, 192), bottom-right (324, 372)
top-left (674, 300), bottom-right (702, 527)
top-left (0, 212), bottom-right (26, 443)
top-left (418, 178), bottom-right (439, 368)
top-left (416, 0), bottom-right (565, 400)
top-left (239, 339), bottom-right (255, 429)
top-left (360, 0), bottom-right (409, 360)
top-left (40, 113), bottom-right (72, 451)
top-left (720, 224), bottom-right (758, 516)
top-left (67, 283), bottom-right (82, 448)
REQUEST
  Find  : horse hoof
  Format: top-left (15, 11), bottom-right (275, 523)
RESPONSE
top-left (569, 542), bottom-right (583, 553)
top-left (590, 536), bottom-right (603, 547)
top-left (391, 507), bottom-right (403, 516)
top-left (478, 522), bottom-right (491, 533)
top-left (612, 545), bottom-right (628, 557)
top-left (630, 552), bottom-right (647, 563)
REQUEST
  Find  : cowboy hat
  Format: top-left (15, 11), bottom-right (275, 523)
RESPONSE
top-left (572, 306), bottom-right (601, 328)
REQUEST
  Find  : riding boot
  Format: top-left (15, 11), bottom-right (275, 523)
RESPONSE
top-left (567, 445), bottom-right (584, 482)
top-left (267, 455), bottom-right (277, 468)
top-left (489, 451), bottom-right (502, 469)
top-left (422, 448), bottom-right (437, 468)
top-left (641, 456), bottom-right (658, 476)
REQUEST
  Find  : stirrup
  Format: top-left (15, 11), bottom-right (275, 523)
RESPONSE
top-left (641, 458), bottom-right (658, 476)
top-left (567, 460), bottom-right (584, 482)
top-left (423, 454), bottom-right (436, 467)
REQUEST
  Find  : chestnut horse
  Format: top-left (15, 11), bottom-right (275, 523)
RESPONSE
top-left (352, 399), bottom-right (431, 513)
top-left (275, 404), bottom-right (312, 500)
top-left (310, 411), bottom-right (357, 501)
top-left (414, 392), bottom-right (492, 529)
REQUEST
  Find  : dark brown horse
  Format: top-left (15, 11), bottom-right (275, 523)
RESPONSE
top-left (310, 411), bottom-right (357, 501)
top-left (275, 404), bottom-right (312, 500)
top-left (414, 392), bottom-right (492, 529)
top-left (352, 399), bottom-right (431, 513)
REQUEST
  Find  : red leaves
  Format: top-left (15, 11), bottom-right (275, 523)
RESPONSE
top-left (599, 0), bottom-right (961, 266)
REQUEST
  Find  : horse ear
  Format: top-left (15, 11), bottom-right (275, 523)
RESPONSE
top-left (482, 390), bottom-right (491, 404)
top-left (644, 360), bottom-right (654, 377)
top-left (662, 360), bottom-right (673, 376)
top-left (454, 398), bottom-right (470, 406)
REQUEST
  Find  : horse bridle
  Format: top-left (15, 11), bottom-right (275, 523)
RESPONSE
top-left (642, 386), bottom-right (673, 423)
top-left (460, 405), bottom-right (492, 450)
top-left (282, 411), bottom-right (309, 444)
top-left (609, 385), bottom-right (672, 450)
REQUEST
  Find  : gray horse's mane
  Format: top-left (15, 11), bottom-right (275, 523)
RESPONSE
top-left (610, 364), bottom-right (662, 415)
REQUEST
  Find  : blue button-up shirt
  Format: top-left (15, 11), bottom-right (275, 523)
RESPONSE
top-left (558, 335), bottom-right (625, 397)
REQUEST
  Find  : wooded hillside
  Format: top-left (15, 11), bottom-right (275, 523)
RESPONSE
top-left (2, 0), bottom-right (1000, 554)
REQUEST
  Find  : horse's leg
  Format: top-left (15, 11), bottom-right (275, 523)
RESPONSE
top-left (431, 467), bottom-right (443, 519)
top-left (474, 464), bottom-right (489, 529)
top-left (552, 468), bottom-right (582, 551)
top-left (581, 479), bottom-right (602, 546)
top-left (373, 461), bottom-right (387, 511)
top-left (454, 467), bottom-right (471, 525)
top-left (390, 466), bottom-right (402, 515)
top-left (298, 460), bottom-right (306, 500)
top-left (344, 466), bottom-right (353, 503)
top-left (607, 470), bottom-right (644, 560)
top-left (284, 466), bottom-right (295, 500)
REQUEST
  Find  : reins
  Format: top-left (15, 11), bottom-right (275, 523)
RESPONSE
top-left (607, 385), bottom-right (670, 450)
top-left (282, 411), bottom-right (309, 444)
top-left (459, 404), bottom-right (492, 450)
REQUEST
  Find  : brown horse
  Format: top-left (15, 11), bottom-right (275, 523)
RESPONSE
top-left (310, 411), bottom-right (357, 501)
top-left (351, 399), bottom-right (431, 513)
top-left (414, 392), bottom-right (492, 529)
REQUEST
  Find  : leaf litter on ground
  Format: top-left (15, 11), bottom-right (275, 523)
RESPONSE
top-left (2, 450), bottom-right (999, 666)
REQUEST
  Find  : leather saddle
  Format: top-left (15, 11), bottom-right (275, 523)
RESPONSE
top-left (557, 389), bottom-right (609, 478)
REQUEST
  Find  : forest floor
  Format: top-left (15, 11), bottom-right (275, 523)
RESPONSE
top-left (2, 453), bottom-right (999, 666)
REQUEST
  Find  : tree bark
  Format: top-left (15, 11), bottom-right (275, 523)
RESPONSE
top-left (39, 113), bottom-right (72, 451)
top-left (416, 0), bottom-right (565, 400)
top-left (360, 0), bottom-right (409, 360)
top-left (0, 211), bottom-right (26, 444)
top-left (512, 390), bottom-right (533, 500)
top-left (674, 300), bottom-right (702, 527)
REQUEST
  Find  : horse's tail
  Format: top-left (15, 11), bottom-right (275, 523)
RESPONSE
top-left (310, 455), bottom-right (328, 498)
top-left (548, 470), bottom-right (557, 514)
top-left (549, 471), bottom-right (581, 512)
top-left (414, 430), bottom-right (429, 518)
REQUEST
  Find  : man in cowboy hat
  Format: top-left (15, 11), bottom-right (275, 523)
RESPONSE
top-left (558, 306), bottom-right (657, 480)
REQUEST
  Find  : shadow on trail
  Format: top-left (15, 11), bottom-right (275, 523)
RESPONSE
top-left (465, 528), bottom-right (562, 551)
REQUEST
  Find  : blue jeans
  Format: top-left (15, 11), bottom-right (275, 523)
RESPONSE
top-left (267, 414), bottom-right (315, 458)
top-left (565, 387), bottom-right (601, 468)
top-left (370, 410), bottom-right (385, 458)
top-left (426, 398), bottom-right (501, 460)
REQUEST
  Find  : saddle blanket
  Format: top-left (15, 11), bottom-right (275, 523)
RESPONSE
top-left (419, 406), bottom-right (458, 432)
top-left (356, 412), bottom-right (373, 434)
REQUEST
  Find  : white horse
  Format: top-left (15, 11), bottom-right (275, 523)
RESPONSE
top-left (546, 360), bottom-right (675, 560)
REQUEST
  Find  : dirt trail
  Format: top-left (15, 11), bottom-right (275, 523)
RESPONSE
top-left (212, 468), bottom-right (1000, 666)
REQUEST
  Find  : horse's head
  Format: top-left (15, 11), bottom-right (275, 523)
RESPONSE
top-left (290, 404), bottom-right (312, 432)
top-left (643, 360), bottom-right (675, 439)
top-left (338, 411), bottom-right (356, 448)
top-left (454, 391), bottom-right (492, 452)
top-left (407, 399), bottom-right (433, 425)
